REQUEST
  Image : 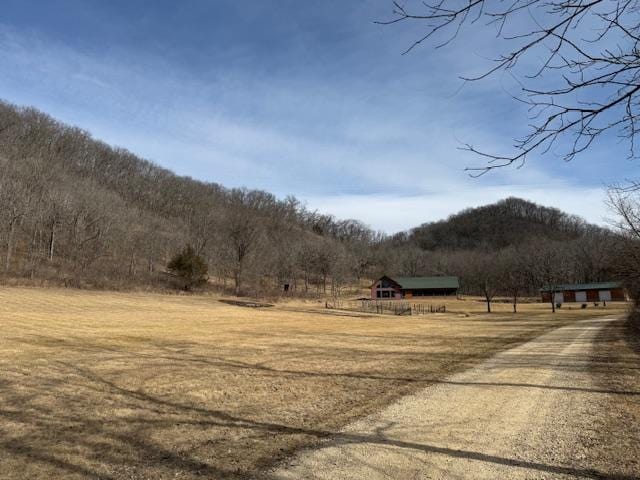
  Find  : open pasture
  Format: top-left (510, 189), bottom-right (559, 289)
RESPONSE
top-left (0, 288), bottom-right (629, 479)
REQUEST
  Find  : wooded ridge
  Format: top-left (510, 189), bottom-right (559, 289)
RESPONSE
top-left (0, 100), bottom-right (619, 298)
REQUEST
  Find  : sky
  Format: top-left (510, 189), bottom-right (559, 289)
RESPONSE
top-left (0, 0), bottom-right (631, 232)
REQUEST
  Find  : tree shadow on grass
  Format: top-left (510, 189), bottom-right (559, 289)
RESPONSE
top-left (3, 316), bottom-right (638, 479)
top-left (14, 330), bottom-right (640, 401)
top-left (3, 361), bottom-right (635, 480)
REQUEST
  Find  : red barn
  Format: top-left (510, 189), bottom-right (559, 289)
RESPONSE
top-left (371, 275), bottom-right (459, 299)
top-left (540, 282), bottom-right (627, 304)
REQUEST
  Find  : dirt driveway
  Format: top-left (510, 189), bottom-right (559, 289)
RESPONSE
top-left (270, 316), bottom-right (640, 479)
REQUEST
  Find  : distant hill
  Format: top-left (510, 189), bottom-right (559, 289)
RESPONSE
top-left (395, 198), bottom-right (602, 251)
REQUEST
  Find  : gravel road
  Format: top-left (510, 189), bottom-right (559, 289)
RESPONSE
top-left (269, 316), bottom-right (640, 479)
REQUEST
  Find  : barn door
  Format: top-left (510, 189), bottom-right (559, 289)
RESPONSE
top-left (553, 292), bottom-right (564, 304)
top-left (575, 291), bottom-right (587, 302)
top-left (599, 290), bottom-right (611, 302)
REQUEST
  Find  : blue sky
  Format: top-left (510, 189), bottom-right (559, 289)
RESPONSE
top-left (0, 0), bottom-right (629, 232)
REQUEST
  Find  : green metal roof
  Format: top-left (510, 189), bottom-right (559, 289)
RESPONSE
top-left (391, 276), bottom-right (460, 290)
top-left (540, 281), bottom-right (622, 292)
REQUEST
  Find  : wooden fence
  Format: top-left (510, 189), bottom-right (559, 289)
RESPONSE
top-left (325, 299), bottom-right (446, 316)
top-left (359, 300), bottom-right (412, 315)
top-left (324, 299), bottom-right (447, 315)
top-left (411, 303), bottom-right (447, 314)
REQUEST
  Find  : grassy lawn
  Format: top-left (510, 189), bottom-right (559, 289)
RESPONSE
top-left (0, 287), bottom-right (628, 479)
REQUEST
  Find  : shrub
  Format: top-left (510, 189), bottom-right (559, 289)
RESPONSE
top-left (167, 245), bottom-right (208, 291)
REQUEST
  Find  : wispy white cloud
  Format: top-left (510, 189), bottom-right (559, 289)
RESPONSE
top-left (305, 185), bottom-right (610, 233)
top-left (0, 10), bottom-right (623, 233)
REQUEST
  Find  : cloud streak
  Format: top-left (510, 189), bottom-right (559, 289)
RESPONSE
top-left (305, 185), bottom-right (611, 233)
top-left (0, 2), bottom-right (627, 232)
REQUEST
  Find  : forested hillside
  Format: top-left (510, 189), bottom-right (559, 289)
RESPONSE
top-left (405, 198), bottom-right (594, 251)
top-left (0, 100), bottom-right (381, 294)
top-left (0, 100), bottom-right (620, 297)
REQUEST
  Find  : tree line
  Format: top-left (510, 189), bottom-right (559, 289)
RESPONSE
top-left (0, 100), bottom-right (380, 295)
top-left (0, 100), bottom-right (630, 302)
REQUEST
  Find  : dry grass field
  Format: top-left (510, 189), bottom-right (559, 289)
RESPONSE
top-left (0, 287), bottom-right (629, 479)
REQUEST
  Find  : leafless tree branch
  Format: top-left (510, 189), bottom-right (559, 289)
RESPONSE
top-left (380, 0), bottom-right (640, 175)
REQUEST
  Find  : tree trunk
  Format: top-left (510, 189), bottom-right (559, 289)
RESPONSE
top-left (234, 265), bottom-right (242, 295)
top-left (485, 295), bottom-right (491, 313)
top-left (27, 227), bottom-right (39, 279)
top-left (513, 294), bottom-right (517, 313)
top-left (128, 251), bottom-right (136, 277)
top-left (5, 220), bottom-right (16, 272)
top-left (48, 225), bottom-right (55, 262)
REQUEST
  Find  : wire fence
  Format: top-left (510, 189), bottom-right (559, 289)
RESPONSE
top-left (325, 299), bottom-right (446, 316)
top-left (359, 300), bottom-right (412, 315)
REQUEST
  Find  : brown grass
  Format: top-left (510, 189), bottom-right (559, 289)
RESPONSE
top-left (0, 287), bottom-right (629, 479)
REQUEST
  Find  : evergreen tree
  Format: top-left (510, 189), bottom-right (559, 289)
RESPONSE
top-left (167, 245), bottom-right (208, 291)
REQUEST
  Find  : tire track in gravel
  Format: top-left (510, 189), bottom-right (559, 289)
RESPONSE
top-left (269, 316), bottom-right (640, 479)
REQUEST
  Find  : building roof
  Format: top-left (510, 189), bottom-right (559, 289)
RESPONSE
top-left (540, 281), bottom-right (622, 292)
top-left (391, 276), bottom-right (460, 290)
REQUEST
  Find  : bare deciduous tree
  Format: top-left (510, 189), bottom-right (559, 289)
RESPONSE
top-left (223, 191), bottom-right (262, 295)
top-left (607, 188), bottom-right (640, 303)
top-left (380, 0), bottom-right (640, 174)
top-left (499, 247), bottom-right (530, 313)
top-left (465, 251), bottom-right (501, 312)
top-left (531, 239), bottom-right (572, 312)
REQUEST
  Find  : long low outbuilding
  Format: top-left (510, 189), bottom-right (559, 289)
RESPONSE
top-left (540, 281), bottom-right (627, 303)
top-left (371, 275), bottom-right (459, 299)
